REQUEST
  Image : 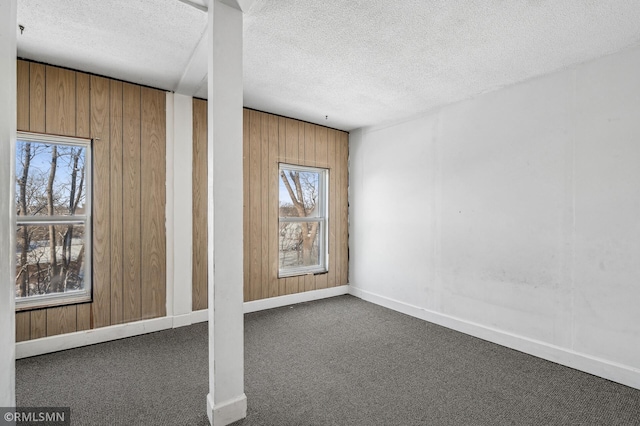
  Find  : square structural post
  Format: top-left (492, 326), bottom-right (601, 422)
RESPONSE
top-left (0, 0), bottom-right (18, 408)
top-left (206, 0), bottom-right (247, 425)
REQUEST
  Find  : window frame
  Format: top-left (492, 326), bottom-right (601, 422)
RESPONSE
top-left (278, 163), bottom-right (329, 278)
top-left (15, 131), bottom-right (93, 311)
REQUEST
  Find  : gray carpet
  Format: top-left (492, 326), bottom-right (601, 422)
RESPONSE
top-left (16, 295), bottom-right (640, 425)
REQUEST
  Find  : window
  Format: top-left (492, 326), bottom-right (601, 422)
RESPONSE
top-left (279, 164), bottom-right (328, 277)
top-left (15, 132), bottom-right (92, 310)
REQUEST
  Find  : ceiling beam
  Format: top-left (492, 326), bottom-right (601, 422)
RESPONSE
top-left (174, 26), bottom-right (208, 96)
top-left (178, 0), bottom-right (258, 13)
top-left (177, 0), bottom-right (207, 12)
top-left (174, 0), bottom-right (260, 96)
top-left (218, 0), bottom-right (258, 13)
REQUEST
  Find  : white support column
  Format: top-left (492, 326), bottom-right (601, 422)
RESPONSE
top-left (171, 93), bottom-right (194, 325)
top-left (206, 1), bottom-right (246, 425)
top-left (0, 0), bottom-right (17, 407)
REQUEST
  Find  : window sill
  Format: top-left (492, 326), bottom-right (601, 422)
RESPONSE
top-left (16, 293), bottom-right (92, 312)
top-left (278, 269), bottom-right (328, 279)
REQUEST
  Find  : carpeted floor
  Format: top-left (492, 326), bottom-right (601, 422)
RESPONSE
top-left (16, 295), bottom-right (640, 425)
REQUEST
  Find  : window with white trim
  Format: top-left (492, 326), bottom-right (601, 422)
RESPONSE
top-left (278, 164), bottom-right (328, 277)
top-left (15, 132), bottom-right (92, 310)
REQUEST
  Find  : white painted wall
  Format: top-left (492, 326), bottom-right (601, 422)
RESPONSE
top-left (0, 0), bottom-right (17, 407)
top-left (349, 45), bottom-right (640, 389)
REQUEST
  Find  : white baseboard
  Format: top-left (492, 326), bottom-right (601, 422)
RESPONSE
top-left (16, 288), bottom-right (348, 359)
top-left (16, 316), bottom-right (173, 359)
top-left (243, 285), bottom-right (349, 314)
top-left (172, 309), bottom-right (208, 328)
top-left (348, 285), bottom-right (640, 391)
top-left (190, 309), bottom-right (209, 324)
top-left (172, 313), bottom-right (193, 328)
top-left (17, 309), bottom-right (213, 359)
top-left (207, 393), bottom-right (247, 426)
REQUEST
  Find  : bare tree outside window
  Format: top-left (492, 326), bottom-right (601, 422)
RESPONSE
top-left (15, 132), bottom-right (92, 310)
top-left (279, 164), bottom-right (328, 276)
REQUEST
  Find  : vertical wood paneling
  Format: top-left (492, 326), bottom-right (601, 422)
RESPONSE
top-left (243, 109), bottom-right (251, 301)
top-left (296, 124), bottom-right (308, 294)
top-left (195, 107), bottom-right (348, 304)
top-left (76, 304), bottom-right (91, 331)
top-left (192, 99), bottom-right (208, 311)
top-left (39, 66), bottom-right (80, 335)
top-left (74, 72), bottom-right (91, 330)
top-left (16, 62), bottom-right (167, 341)
top-left (90, 75), bottom-right (112, 329)
top-left (27, 62), bottom-right (47, 335)
top-left (303, 122), bottom-right (316, 292)
top-left (76, 73), bottom-right (90, 138)
top-left (45, 66), bottom-right (75, 135)
top-left (16, 61), bottom-right (29, 132)
top-left (268, 115), bottom-right (279, 298)
top-left (335, 130), bottom-right (343, 286)
top-left (315, 126), bottom-right (328, 168)
top-left (285, 118), bottom-right (299, 164)
top-left (277, 117), bottom-right (287, 296)
top-left (339, 132), bottom-right (349, 284)
top-left (46, 306), bottom-right (77, 337)
top-left (16, 61), bottom-right (31, 334)
top-left (240, 109), bottom-right (348, 301)
top-left (261, 113), bottom-right (270, 299)
top-left (29, 63), bottom-right (46, 133)
top-left (110, 81), bottom-right (124, 325)
top-left (249, 110), bottom-right (262, 302)
top-left (30, 310), bottom-right (47, 340)
top-left (15, 312), bottom-right (30, 342)
top-left (298, 121), bottom-right (306, 165)
top-left (297, 121), bottom-right (305, 306)
top-left (304, 123), bottom-right (316, 167)
top-left (315, 126), bottom-right (329, 290)
top-left (122, 83), bottom-right (142, 323)
top-left (140, 88), bottom-right (166, 319)
top-left (284, 118), bottom-right (300, 294)
top-left (327, 130), bottom-right (338, 288)
top-left (297, 120), bottom-right (307, 309)
top-left (75, 71), bottom-right (91, 336)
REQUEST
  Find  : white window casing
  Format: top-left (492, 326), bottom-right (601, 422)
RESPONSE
top-left (278, 163), bottom-right (329, 278)
top-left (15, 132), bottom-right (92, 311)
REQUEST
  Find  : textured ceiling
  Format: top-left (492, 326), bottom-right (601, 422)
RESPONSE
top-left (17, 0), bottom-right (207, 95)
top-left (17, 0), bottom-right (640, 131)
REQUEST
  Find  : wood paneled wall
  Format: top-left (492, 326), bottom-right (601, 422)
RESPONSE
top-left (192, 99), bottom-right (208, 311)
top-left (243, 109), bottom-right (349, 302)
top-left (15, 60), bottom-right (166, 341)
top-left (191, 107), bottom-right (349, 307)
